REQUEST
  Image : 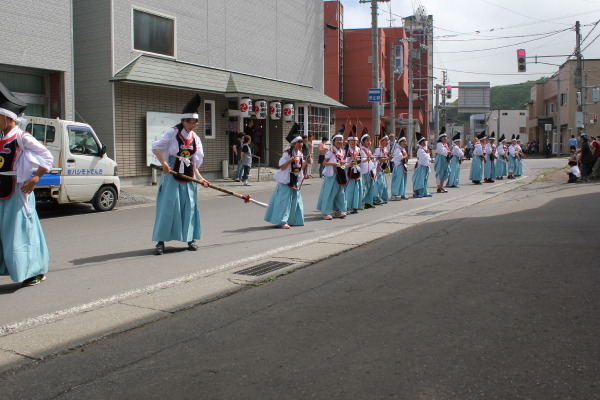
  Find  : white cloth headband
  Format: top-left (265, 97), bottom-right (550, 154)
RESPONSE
top-left (181, 113), bottom-right (199, 120)
top-left (291, 136), bottom-right (303, 144)
top-left (0, 108), bottom-right (26, 124)
top-left (361, 134), bottom-right (370, 142)
top-left (332, 134), bottom-right (343, 140)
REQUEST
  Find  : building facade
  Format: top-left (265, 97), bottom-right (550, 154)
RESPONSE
top-left (485, 109), bottom-right (528, 143)
top-left (527, 59), bottom-right (600, 155)
top-left (73, 0), bottom-right (342, 184)
top-left (324, 1), bottom-right (432, 149)
top-left (0, 0), bottom-right (74, 121)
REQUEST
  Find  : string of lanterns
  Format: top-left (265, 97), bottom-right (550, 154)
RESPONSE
top-left (239, 97), bottom-right (294, 122)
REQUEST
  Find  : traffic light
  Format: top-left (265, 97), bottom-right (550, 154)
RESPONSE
top-left (576, 92), bottom-right (582, 106)
top-left (517, 49), bottom-right (526, 72)
top-left (594, 114), bottom-right (598, 124)
top-left (446, 85), bottom-right (452, 99)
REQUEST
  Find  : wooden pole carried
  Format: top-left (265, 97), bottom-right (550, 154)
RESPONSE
top-left (151, 165), bottom-right (268, 208)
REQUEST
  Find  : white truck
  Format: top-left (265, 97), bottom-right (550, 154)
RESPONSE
top-left (20, 116), bottom-right (120, 212)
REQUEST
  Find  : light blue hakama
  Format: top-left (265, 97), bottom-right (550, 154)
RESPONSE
top-left (469, 156), bottom-right (484, 182)
top-left (434, 154), bottom-right (450, 182)
top-left (317, 176), bottom-right (347, 215)
top-left (447, 156), bottom-right (461, 187)
top-left (496, 158), bottom-right (507, 178)
top-left (374, 170), bottom-right (389, 202)
top-left (152, 171), bottom-right (201, 243)
top-left (412, 165), bottom-right (430, 197)
top-left (391, 164), bottom-right (408, 196)
top-left (484, 155), bottom-right (496, 179)
top-left (0, 191), bottom-right (49, 283)
top-left (362, 174), bottom-right (375, 205)
top-left (345, 178), bottom-right (363, 210)
top-left (508, 155), bottom-right (517, 174)
top-left (516, 159), bottom-right (523, 176)
top-left (264, 183), bottom-right (304, 226)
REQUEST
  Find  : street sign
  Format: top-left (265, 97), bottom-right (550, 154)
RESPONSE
top-left (368, 88), bottom-right (382, 102)
top-left (575, 112), bottom-right (583, 128)
top-left (457, 82), bottom-right (490, 113)
top-left (545, 124), bottom-right (552, 131)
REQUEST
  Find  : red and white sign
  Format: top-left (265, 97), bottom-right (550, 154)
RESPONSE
top-left (283, 104), bottom-right (294, 122)
top-left (240, 98), bottom-right (252, 118)
top-left (255, 100), bottom-right (268, 120)
top-left (270, 101), bottom-right (281, 120)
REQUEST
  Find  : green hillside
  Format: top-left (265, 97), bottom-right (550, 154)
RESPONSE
top-left (446, 78), bottom-right (547, 126)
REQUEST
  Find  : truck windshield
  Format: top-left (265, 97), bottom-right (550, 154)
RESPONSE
top-left (68, 126), bottom-right (100, 155)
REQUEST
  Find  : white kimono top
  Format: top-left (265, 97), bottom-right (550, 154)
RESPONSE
top-left (508, 145), bottom-right (516, 156)
top-left (473, 143), bottom-right (484, 157)
top-left (152, 127), bottom-right (204, 171)
top-left (392, 144), bottom-right (407, 165)
top-left (345, 145), bottom-right (362, 175)
top-left (359, 146), bottom-right (376, 174)
top-left (322, 147), bottom-right (345, 177)
top-left (417, 146), bottom-right (432, 167)
top-left (451, 144), bottom-right (464, 157)
top-left (373, 146), bottom-right (389, 171)
top-left (436, 142), bottom-right (448, 156)
top-left (273, 148), bottom-right (304, 185)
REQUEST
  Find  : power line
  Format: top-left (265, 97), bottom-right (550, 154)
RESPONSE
top-left (435, 66), bottom-right (554, 76)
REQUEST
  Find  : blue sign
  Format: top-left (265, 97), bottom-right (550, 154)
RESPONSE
top-left (368, 88), bottom-right (382, 102)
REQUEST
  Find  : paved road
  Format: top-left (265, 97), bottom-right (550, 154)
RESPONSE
top-left (0, 158), bottom-right (561, 328)
top-left (1, 167), bottom-right (597, 399)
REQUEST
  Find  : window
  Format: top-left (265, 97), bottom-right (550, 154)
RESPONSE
top-left (520, 112), bottom-right (525, 116)
top-left (551, 103), bottom-right (554, 113)
top-left (519, 127), bottom-right (526, 133)
top-left (133, 9), bottom-right (175, 57)
top-left (560, 93), bottom-right (567, 106)
top-left (502, 112), bottom-right (508, 116)
top-left (308, 107), bottom-right (330, 141)
top-left (204, 101), bottom-right (215, 139)
top-left (25, 123), bottom-right (55, 143)
top-left (394, 44), bottom-right (403, 73)
top-left (545, 105), bottom-right (549, 116)
top-left (68, 126), bottom-right (100, 155)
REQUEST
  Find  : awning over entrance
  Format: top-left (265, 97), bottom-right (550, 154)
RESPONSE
top-left (110, 54), bottom-right (346, 109)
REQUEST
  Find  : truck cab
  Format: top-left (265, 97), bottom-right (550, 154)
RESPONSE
top-left (20, 116), bottom-right (120, 211)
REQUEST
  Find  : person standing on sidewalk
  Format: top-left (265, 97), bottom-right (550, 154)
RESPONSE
top-left (152, 94), bottom-right (209, 256)
top-left (0, 83), bottom-right (54, 287)
top-left (344, 125), bottom-right (363, 214)
top-left (466, 139), bottom-right (472, 160)
top-left (317, 126), bottom-right (349, 220)
top-left (264, 124), bottom-right (307, 229)
top-left (507, 135), bottom-right (517, 179)
top-left (484, 132), bottom-right (496, 183)
top-left (434, 127), bottom-right (450, 193)
top-left (390, 130), bottom-right (409, 200)
top-left (388, 133), bottom-right (396, 173)
top-left (496, 134), bottom-right (508, 180)
top-left (447, 132), bottom-right (463, 188)
top-left (412, 132), bottom-right (433, 198)
top-left (373, 127), bottom-right (391, 204)
top-left (233, 132), bottom-right (244, 182)
top-left (515, 136), bottom-right (525, 177)
top-left (578, 134), bottom-right (595, 182)
top-left (318, 137), bottom-right (328, 178)
top-left (569, 135), bottom-right (577, 152)
top-left (360, 132), bottom-right (377, 208)
top-left (240, 135), bottom-right (252, 186)
top-left (546, 139), bottom-right (552, 158)
top-left (469, 132), bottom-right (485, 185)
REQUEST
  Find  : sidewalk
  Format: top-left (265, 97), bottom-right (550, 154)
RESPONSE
top-left (2, 178), bottom-right (598, 399)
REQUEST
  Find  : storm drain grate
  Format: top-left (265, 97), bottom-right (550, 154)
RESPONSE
top-left (416, 210), bottom-right (443, 216)
top-left (236, 261), bottom-right (294, 276)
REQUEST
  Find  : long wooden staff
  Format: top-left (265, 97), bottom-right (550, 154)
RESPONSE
top-left (151, 165), bottom-right (268, 208)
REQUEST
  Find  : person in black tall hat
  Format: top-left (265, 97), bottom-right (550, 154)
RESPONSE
top-left (434, 126), bottom-right (451, 193)
top-left (0, 82), bottom-right (54, 287)
top-left (264, 123), bottom-right (307, 228)
top-left (345, 125), bottom-right (363, 214)
top-left (317, 125), bottom-right (349, 219)
top-left (373, 125), bottom-right (391, 204)
top-left (151, 94), bottom-right (209, 255)
top-left (390, 129), bottom-right (410, 200)
top-left (507, 134), bottom-right (518, 179)
top-left (469, 132), bottom-right (486, 184)
top-left (447, 131), bottom-right (464, 188)
top-left (359, 128), bottom-right (377, 208)
top-left (484, 131), bottom-right (497, 183)
top-left (412, 132), bottom-right (433, 197)
top-left (496, 134), bottom-right (508, 180)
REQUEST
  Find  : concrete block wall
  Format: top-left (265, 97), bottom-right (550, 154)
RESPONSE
top-left (0, 0), bottom-right (73, 120)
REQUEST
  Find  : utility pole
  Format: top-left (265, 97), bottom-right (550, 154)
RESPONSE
top-left (370, 0), bottom-right (380, 141)
top-left (576, 21), bottom-right (583, 137)
top-left (557, 75), bottom-right (561, 155)
top-left (584, 73), bottom-right (589, 134)
top-left (497, 106), bottom-right (501, 138)
top-left (390, 42), bottom-right (395, 140)
top-left (408, 17), bottom-right (414, 154)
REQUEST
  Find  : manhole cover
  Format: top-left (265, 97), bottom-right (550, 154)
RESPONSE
top-left (416, 210), bottom-right (442, 215)
top-left (236, 261), bottom-right (294, 276)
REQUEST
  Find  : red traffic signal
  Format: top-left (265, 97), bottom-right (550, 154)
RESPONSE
top-left (446, 85), bottom-right (452, 99)
top-left (594, 114), bottom-right (598, 123)
top-left (517, 49), bottom-right (526, 72)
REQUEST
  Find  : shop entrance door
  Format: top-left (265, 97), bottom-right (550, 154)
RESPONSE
top-left (243, 118), bottom-right (266, 161)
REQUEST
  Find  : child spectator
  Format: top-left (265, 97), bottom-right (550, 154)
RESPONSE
top-left (240, 135), bottom-right (252, 186)
top-left (566, 160), bottom-right (580, 183)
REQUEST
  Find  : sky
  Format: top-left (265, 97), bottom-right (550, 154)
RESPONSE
top-left (338, 0), bottom-right (600, 100)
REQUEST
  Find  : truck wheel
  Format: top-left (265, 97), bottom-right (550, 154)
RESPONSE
top-left (93, 186), bottom-right (117, 212)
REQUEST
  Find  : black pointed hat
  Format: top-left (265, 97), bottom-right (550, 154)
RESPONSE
top-left (489, 131), bottom-right (496, 140)
top-left (511, 134), bottom-right (516, 141)
top-left (416, 132), bottom-right (425, 143)
top-left (0, 82), bottom-right (28, 121)
top-left (477, 132), bottom-right (486, 140)
top-left (398, 128), bottom-right (406, 142)
top-left (286, 122), bottom-right (302, 143)
top-left (516, 134), bottom-right (521, 141)
top-left (452, 132), bottom-right (461, 142)
top-left (499, 134), bottom-right (506, 142)
top-left (360, 127), bottom-right (369, 143)
top-left (439, 126), bottom-right (447, 138)
top-left (380, 125), bottom-right (388, 140)
top-left (182, 94), bottom-right (202, 119)
top-left (332, 124), bottom-right (345, 140)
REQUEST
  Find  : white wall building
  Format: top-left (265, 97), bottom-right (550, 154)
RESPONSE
top-left (486, 109), bottom-right (528, 142)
